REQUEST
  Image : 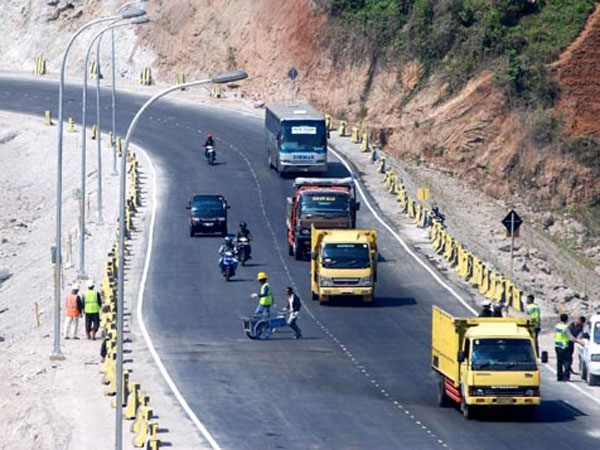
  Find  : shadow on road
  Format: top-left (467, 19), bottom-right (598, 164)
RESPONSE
top-left (468, 400), bottom-right (586, 423)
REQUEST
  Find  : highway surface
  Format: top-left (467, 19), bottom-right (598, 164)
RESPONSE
top-left (2, 75), bottom-right (600, 449)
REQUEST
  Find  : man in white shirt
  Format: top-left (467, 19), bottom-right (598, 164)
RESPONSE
top-left (285, 287), bottom-right (302, 339)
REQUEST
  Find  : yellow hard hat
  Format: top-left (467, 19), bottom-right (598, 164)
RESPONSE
top-left (257, 272), bottom-right (267, 281)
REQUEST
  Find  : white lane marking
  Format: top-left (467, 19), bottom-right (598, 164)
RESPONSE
top-left (135, 148), bottom-right (221, 449)
top-left (218, 136), bottom-right (451, 448)
top-left (329, 146), bottom-right (600, 408)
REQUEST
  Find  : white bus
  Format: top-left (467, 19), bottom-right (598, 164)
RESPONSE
top-left (265, 103), bottom-right (327, 175)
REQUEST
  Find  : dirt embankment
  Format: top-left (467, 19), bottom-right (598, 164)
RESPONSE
top-left (7, 1), bottom-right (599, 213)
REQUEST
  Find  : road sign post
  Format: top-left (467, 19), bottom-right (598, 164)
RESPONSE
top-left (502, 209), bottom-right (523, 281)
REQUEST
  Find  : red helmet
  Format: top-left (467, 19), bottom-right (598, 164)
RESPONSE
top-left (207, 133), bottom-right (212, 138)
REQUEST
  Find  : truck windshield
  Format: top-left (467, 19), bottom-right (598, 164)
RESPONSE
top-left (594, 322), bottom-right (600, 344)
top-left (300, 193), bottom-right (349, 216)
top-left (322, 243), bottom-right (370, 269)
top-left (280, 120), bottom-right (326, 153)
top-left (471, 338), bottom-right (537, 371)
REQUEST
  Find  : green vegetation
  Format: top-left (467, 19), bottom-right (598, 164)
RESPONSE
top-left (325, 0), bottom-right (595, 106)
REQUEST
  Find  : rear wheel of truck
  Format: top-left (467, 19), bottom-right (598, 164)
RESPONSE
top-left (293, 241), bottom-right (302, 260)
top-left (437, 375), bottom-right (450, 407)
top-left (319, 295), bottom-right (329, 305)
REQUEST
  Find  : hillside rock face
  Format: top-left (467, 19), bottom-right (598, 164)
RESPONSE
top-left (2, 0), bottom-right (599, 209)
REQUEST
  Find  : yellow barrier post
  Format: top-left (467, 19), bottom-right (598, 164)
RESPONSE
top-left (360, 132), bottom-right (369, 152)
top-left (108, 131), bottom-right (114, 148)
top-left (132, 407), bottom-right (153, 447)
top-left (67, 117), bottom-right (75, 132)
top-left (351, 127), bottom-right (360, 143)
top-left (338, 120), bottom-right (348, 137)
top-left (176, 72), bottom-right (187, 90)
top-left (44, 110), bottom-right (53, 126)
top-left (117, 137), bottom-right (123, 157)
top-left (124, 382), bottom-right (141, 420)
top-left (91, 124), bottom-right (98, 140)
top-left (325, 114), bottom-right (332, 131)
top-left (147, 422), bottom-right (160, 450)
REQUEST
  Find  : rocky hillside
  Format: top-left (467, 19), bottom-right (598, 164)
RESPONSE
top-left (3, 0), bottom-right (600, 243)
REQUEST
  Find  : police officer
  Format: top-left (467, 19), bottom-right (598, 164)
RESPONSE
top-left (251, 272), bottom-right (273, 317)
top-left (83, 280), bottom-right (102, 340)
top-left (526, 294), bottom-right (541, 357)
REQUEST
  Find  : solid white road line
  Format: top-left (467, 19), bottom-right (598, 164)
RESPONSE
top-left (328, 146), bottom-right (600, 408)
top-left (135, 148), bottom-right (221, 449)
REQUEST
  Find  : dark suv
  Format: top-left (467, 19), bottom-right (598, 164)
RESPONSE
top-left (187, 194), bottom-right (229, 236)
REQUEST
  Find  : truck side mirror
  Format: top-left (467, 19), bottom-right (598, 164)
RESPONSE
top-left (311, 251), bottom-right (317, 261)
top-left (457, 350), bottom-right (465, 363)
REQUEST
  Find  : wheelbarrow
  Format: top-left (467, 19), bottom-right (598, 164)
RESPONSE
top-left (243, 313), bottom-right (287, 340)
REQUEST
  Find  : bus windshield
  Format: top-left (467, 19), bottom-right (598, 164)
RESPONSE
top-left (280, 120), bottom-right (326, 153)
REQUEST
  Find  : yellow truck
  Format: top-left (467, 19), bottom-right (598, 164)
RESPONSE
top-left (432, 306), bottom-right (540, 419)
top-left (310, 228), bottom-right (377, 304)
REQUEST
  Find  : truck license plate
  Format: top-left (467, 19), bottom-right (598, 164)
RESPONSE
top-left (496, 397), bottom-right (513, 405)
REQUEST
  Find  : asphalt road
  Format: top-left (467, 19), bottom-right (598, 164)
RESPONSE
top-left (2, 75), bottom-right (600, 449)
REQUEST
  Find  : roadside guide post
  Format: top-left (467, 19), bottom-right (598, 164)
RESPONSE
top-left (52, 13), bottom-right (131, 361)
top-left (288, 67), bottom-right (298, 105)
top-left (502, 209), bottom-right (523, 281)
top-left (116, 70), bottom-right (248, 450)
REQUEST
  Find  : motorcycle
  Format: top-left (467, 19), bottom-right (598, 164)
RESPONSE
top-left (219, 250), bottom-right (238, 281)
top-left (431, 205), bottom-right (446, 228)
top-left (235, 236), bottom-right (251, 266)
top-left (205, 145), bottom-right (216, 165)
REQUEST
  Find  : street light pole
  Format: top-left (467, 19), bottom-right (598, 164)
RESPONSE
top-left (111, 1), bottom-right (149, 176)
top-left (78, 12), bottom-right (147, 279)
top-left (51, 14), bottom-right (123, 361)
top-left (95, 33), bottom-right (105, 225)
top-left (115, 70), bottom-right (248, 449)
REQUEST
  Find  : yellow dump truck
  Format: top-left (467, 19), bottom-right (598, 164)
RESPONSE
top-left (310, 228), bottom-right (377, 304)
top-left (432, 306), bottom-right (540, 419)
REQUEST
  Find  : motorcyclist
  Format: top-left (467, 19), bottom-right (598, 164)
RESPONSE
top-left (236, 221), bottom-right (253, 260)
top-left (204, 132), bottom-right (215, 159)
top-left (218, 235), bottom-right (235, 270)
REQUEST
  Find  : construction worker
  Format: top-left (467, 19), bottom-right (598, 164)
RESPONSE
top-left (479, 300), bottom-right (493, 317)
top-left (251, 272), bottom-right (273, 317)
top-left (83, 280), bottom-right (102, 340)
top-left (526, 294), bottom-right (541, 356)
top-left (64, 283), bottom-right (83, 340)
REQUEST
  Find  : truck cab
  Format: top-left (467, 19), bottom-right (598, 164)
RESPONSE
top-left (432, 307), bottom-right (540, 419)
top-left (287, 177), bottom-right (359, 259)
top-left (310, 228), bottom-right (377, 304)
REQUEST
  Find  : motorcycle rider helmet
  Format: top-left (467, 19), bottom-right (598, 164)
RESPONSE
top-left (224, 235), bottom-right (233, 245)
top-left (257, 272), bottom-right (267, 281)
top-left (207, 132), bottom-right (212, 138)
top-left (239, 221), bottom-right (247, 230)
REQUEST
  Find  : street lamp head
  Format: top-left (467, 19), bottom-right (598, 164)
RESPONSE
top-left (211, 70), bottom-right (248, 84)
top-left (131, 18), bottom-right (150, 25)
top-left (121, 8), bottom-right (146, 19)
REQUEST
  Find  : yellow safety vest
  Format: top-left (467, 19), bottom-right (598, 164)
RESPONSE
top-left (259, 282), bottom-right (273, 306)
top-left (84, 290), bottom-right (100, 314)
top-left (555, 323), bottom-right (569, 349)
top-left (526, 303), bottom-right (540, 326)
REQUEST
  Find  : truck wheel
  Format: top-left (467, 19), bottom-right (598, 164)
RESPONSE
top-left (294, 241), bottom-right (302, 260)
top-left (461, 398), bottom-right (474, 419)
top-left (363, 294), bottom-right (374, 304)
top-left (319, 295), bottom-right (329, 305)
top-left (437, 375), bottom-right (450, 407)
top-left (311, 291), bottom-right (318, 301)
